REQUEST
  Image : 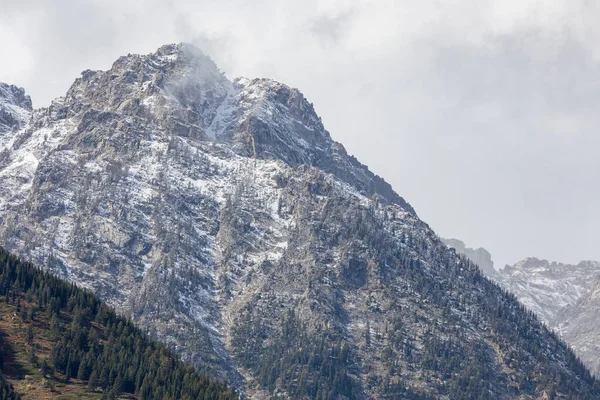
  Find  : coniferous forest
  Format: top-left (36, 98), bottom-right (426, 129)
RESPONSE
top-left (0, 246), bottom-right (237, 399)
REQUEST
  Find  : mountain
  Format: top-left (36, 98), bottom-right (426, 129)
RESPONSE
top-left (498, 258), bottom-right (600, 377)
top-left (441, 238), bottom-right (497, 278)
top-left (0, 43), bottom-right (598, 399)
top-left (499, 258), bottom-right (600, 327)
top-left (444, 240), bottom-right (600, 378)
top-left (560, 276), bottom-right (600, 378)
top-left (0, 246), bottom-right (237, 399)
top-left (0, 83), bottom-right (32, 136)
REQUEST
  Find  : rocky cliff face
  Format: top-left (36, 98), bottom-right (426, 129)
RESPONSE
top-left (0, 44), bottom-right (597, 399)
top-left (0, 83), bottom-right (32, 135)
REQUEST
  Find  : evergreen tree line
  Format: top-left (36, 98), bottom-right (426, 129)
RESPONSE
top-left (0, 246), bottom-right (237, 400)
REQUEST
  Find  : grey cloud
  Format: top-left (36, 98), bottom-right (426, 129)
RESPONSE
top-left (310, 10), bottom-right (355, 46)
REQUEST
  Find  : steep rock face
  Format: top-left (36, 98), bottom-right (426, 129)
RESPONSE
top-left (0, 44), bottom-right (597, 399)
top-left (0, 83), bottom-right (32, 135)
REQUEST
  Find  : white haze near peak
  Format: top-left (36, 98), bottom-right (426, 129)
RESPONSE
top-left (1, 0), bottom-right (599, 269)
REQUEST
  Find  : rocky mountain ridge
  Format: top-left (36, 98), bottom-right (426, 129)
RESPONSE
top-left (0, 83), bottom-right (32, 135)
top-left (0, 43), bottom-right (597, 398)
top-left (445, 239), bottom-right (600, 377)
top-left (500, 258), bottom-right (600, 326)
top-left (500, 258), bottom-right (600, 378)
top-left (560, 276), bottom-right (600, 377)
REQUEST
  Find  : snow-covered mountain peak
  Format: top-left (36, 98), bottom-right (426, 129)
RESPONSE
top-left (0, 43), bottom-right (597, 397)
top-left (0, 83), bottom-right (32, 110)
top-left (0, 83), bottom-right (32, 135)
top-left (497, 258), bottom-right (600, 324)
top-left (506, 257), bottom-right (600, 274)
top-left (35, 43), bottom-right (415, 213)
top-left (235, 76), bottom-right (326, 137)
top-left (59, 42), bottom-right (229, 124)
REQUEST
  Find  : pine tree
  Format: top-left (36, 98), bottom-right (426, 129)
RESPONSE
top-left (77, 358), bottom-right (88, 381)
top-left (25, 324), bottom-right (34, 344)
top-left (27, 347), bottom-right (37, 366)
top-left (112, 374), bottom-right (123, 396)
top-left (41, 359), bottom-right (50, 377)
top-left (50, 313), bottom-right (60, 337)
top-left (65, 358), bottom-right (73, 382)
top-left (88, 370), bottom-right (98, 391)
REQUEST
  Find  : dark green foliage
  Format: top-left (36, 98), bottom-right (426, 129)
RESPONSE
top-left (0, 333), bottom-right (19, 400)
top-left (0, 375), bottom-right (20, 400)
top-left (0, 247), bottom-right (237, 399)
top-left (24, 325), bottom-right (33, 344)
top-left (233, 309), bottom-right (357, 400)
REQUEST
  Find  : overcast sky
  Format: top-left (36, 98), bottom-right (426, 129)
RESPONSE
top-left (1, 0), bottom-right (599, 268)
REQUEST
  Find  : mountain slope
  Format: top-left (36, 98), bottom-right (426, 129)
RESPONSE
top-left (445, 240), bottom-right (600, 378)
top-left (0, 246), bottom-right (237, 399)
top-left (0, 43), bottom-right (598, 399)
top-left (559, 276), bottom-right (600, 377)
top-left (498, 259), bottom-right (600, 378)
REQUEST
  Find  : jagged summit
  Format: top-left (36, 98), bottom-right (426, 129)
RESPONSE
top-left (157, 41), bottom-right (210, 58)
top-left (6, 42), bottom-right (416, 214)
top-left (506, 257), bottom-right (599, 272)
top-left (0, 83), bottom-right (32, 134)
top-left (0, 83), bottom-right (32, 110)
top-left (506, 257), bottom-right (547, 270)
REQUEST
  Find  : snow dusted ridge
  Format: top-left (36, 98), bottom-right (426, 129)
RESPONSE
top-left (499, 258), bottom-right (600, 326)
top-left (0, 43), bottom-right (596, 398)
top-left (0, 83), bottom-right (32, 136)
top-left (0, 43), bottom-right (418, 387)
top-left (498, 258), bottom-right (600, 376)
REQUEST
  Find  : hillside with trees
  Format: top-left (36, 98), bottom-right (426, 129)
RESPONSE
top-left (0, 246), bottom-right (237, 399)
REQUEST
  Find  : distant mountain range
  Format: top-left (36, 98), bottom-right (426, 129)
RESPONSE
top-left (0, 43), bottom-right (597, 398)
top-left (444, 238), bottom-right (600, 377)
